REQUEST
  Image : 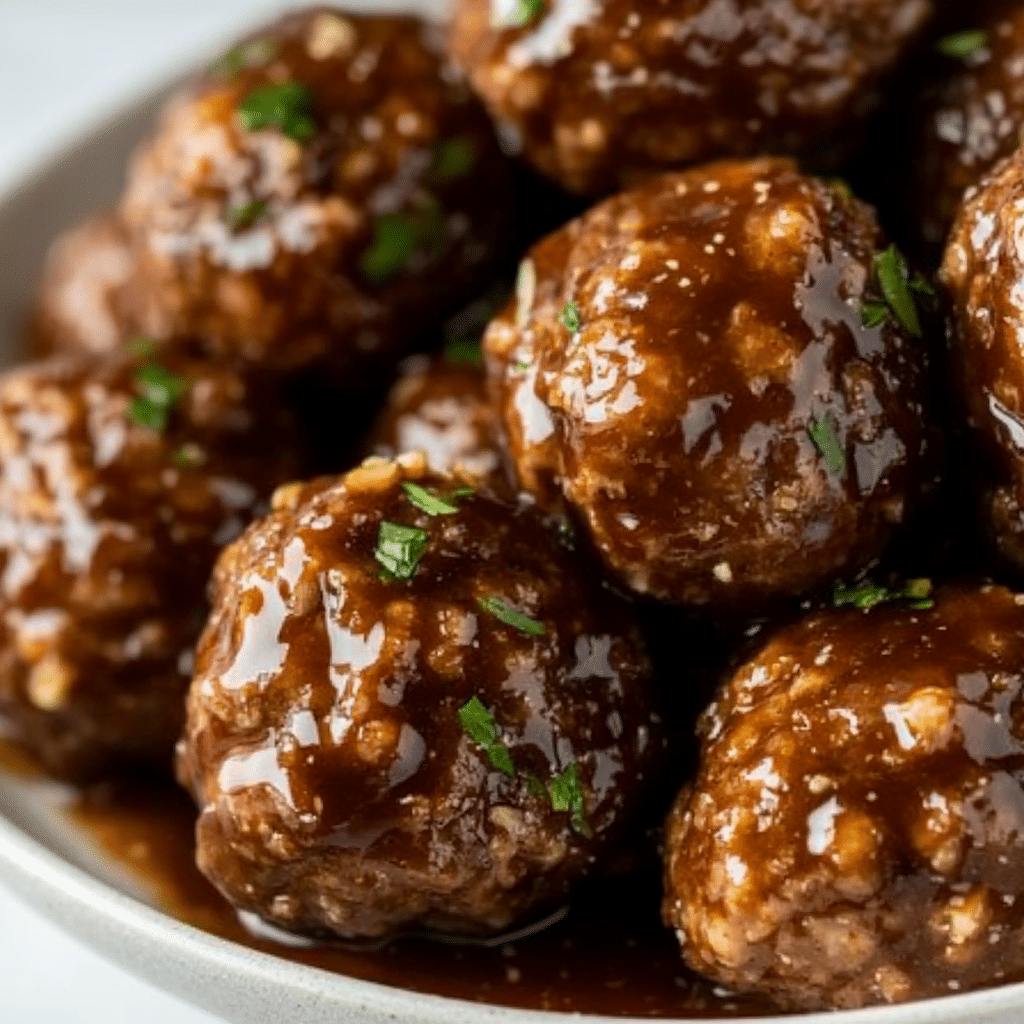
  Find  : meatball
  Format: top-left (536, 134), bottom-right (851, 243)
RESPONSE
top-left (33, 214), bottom-right (145, 358)
top-left (178, 454), bottom-right (661, 939)
top-left (917, 5), bottom-right (1024, 249)
top-left (664, 584), bottom-right (1024, 1010)
top-left (121, 8), bottom-right (514, 373)
top-left (484, 159), bottom-right (931, 608)
top-left (367, 353), bottom-right (509, 491)
top-left (941, 148), bottom-right (1024, 572)
top-left (449, 0), bottom-right (933, 195)
top-left (0, 350), bottom-right (298, 779)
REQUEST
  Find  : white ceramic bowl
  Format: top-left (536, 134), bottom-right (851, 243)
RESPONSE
top-left (3, 7), bottom-right (1024, 1023)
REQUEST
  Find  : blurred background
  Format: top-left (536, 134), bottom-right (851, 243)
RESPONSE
top-left (0, 9), bottom-right (267, 1021)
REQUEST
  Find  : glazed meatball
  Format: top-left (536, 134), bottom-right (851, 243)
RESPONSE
top-left (485, 159), bottom-right (931, 608)
top-left (917, 5), bottom-right (1024, 249)
top-left (367, 354), bottom-right (509, 491)
top-left (0, 350), bottom-right (298, 779)
top-left (449, 0), bottom-right (933, 195)
top-left (121, 8), bottom-right (514, 373)
top-left (33, 214), bottom-right (143, 358)
top-left (178, 454), bottom-right (661, 939)
top-left (941, 148), bottom-right (1024, 572)
top-left (664, 585), bottom-right (1024, 1010)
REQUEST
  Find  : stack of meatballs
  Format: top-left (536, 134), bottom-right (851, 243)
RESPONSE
top-left (11, 0), bottom-right (1024, 1013)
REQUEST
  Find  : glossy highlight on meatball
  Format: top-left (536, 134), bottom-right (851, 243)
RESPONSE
top-left (367, 353), bottom-right (510, 492)
top-left (664, 585), bottom-right (1024, 1010)
top-left (450, 0), bottom-right (933, 195)
top-left (0, 349), bottom-right (299, 779)
top-left (485, 158), bottom-right (931, 608)
top-left (941, 147), bottom-right (1024, 573)
top-left (121, 7), bottom-right (515, 373)
top-left (178, 454), bottom-right (662, 939)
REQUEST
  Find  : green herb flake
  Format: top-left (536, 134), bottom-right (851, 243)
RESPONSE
top-left (214, 37), bottom-right (276, 78)
top-left (432, 137), bottom-right (475, 182)
top-left (825, 177), bottom-right (853, 204)
top-left (443, 335), bottom-right (483, 366)
top-left (874, 245), bottom-right (922, 338)
top-left (374, 520), bottom-right (429, 581)
top-left (559, 300), bottom-right (581, 334)
top-left (237, 82), bottom-right (317, 143)
top-left (494, 0), bottom-right (545, 29)
top-left (171, 442), bottom-right (205, 469)
top-left (525, 773), bottom-right (547, 798)
top-left (227, 198), bottom-right (267, 231)
top-left (129, 361), bottom-right (187, 433)
top-left (548, 761), bottom-right (592, 838)
top-left (936, 29), bottom-right (988, 61)
top-left (515, 258), bottom-right (536, 328)
top-left (458, 696), bottom-right (516, 778)
top-left (401, 481), bottom-right (462, 516)
top-left (860, 301), bottom-right (891, 329)
top-left (833, 577), bottom-right (934, 611)
top-left (360, 200), bottom-right (446, 284)
top-left (808, 416), bottom-right (846, 477)
top-left (478, 596), bottom-right (546, 636)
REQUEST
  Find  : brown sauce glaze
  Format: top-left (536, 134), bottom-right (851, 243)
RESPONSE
top-left (62, 777), bottom-right (778, 1018)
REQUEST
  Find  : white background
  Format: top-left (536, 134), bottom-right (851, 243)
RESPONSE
top-left (0, 5), bottom-right (268, 1021)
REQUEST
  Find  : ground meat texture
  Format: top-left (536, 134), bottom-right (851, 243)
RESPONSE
top-left (177, 454), bottom-right (661, 939)
top-left (448, 0), bottom-right (933, 196)
top-left (120, 8), bottom-right (514, 373)
top-left (916, 5), bottom-right (1024, 250)
top-left (484, 159), bottom-right (931, 608)
top-left (663, 585), bottom-right (1024, 1010)
top-left (33, 214), bottom-right (145, 358)
top-left (0, 352), bottom-right (299, 779)
top-left (941, 148), bottom-right (1024, 574)
top-left (367, 354), bottom-right (510, 492)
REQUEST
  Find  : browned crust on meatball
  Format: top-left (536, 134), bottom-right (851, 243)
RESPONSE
top-left (450, 0), bottom-right (933, 195)
top-left (179, 454), bottom-right (662, 938)
top-left (121, 8), bottom-right (515, 373)
top-left (485, 159), bottom-right (930, 608)
top-left (0, 351), bottom-right (298, 778)
top-left (664, 585), bottom-right (1024, 1010)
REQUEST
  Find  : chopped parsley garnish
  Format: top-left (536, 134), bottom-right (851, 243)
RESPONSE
top-left (171, 442), bottom-right (205, 468)
top-left (865, 245), bottom-right (928, 338)
top-left (360, 201), bottom-right (446, 284)
top-left (526, 773), bottom-right (547, 798)
top-left (559, 300), bottom-right (581, 334)
top-left (129, 361), bottom-right (187, 433)
top-left (478, 596), bottom-right (546, 636)
top-left (432, 137), bottom-right (475, 182)
top-left (213, 37), bottom-right (276, 78)
top-left (548, 761), bottom-right (592, 837)
top-left (443, 335), bottom-right (483, 366)
top-left (458, 696), bottom-right (516, 778)
top-left (237, 82), bottom-right (317, 143)
top-left (825, 177), bottom-right (853, 203)
top-left (374, 520), bottom-right (429, 581)
top-left (515, 258), bottom-right (536, 327)
top-left (833, 577), bottom-right (934, 611)
top-left (401, 481), bottom-right (466, 516)
top-left (227, 198), bottom-right (267, 231)
top-left (808, 416), bottom-right (846, 477)
top-left (495, 0), bottom-right (545, 29)
top-left (936, 29), bottom-right (988, 61)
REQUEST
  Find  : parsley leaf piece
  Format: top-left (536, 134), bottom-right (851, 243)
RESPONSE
top-left (458, 696), bottom-right (517, 778)
top-left (478, 596), bottom-right (546, 636)
top-left (874, 245), bottom-right (922, 338)
top-left (548, 761), bottom-right (592, 838)
top-left (447, 486), bottom-right (475, 500)
top-left (860, 300), bottom-right (891, 329)
top-left (559, 300), bottom-right (581, 334)
top-left (443, 335), bottom-right (483, 366)
top-left (374, 520), bottom-right (429, 581)
top-left (227, 198), bottom-right (267, 231)
top-left (360, 213), bottom-right (419, 283)
top-left (432, 137), bottom-right (475, 182)
top-left (495, 0), bottom-right (545, 29)
top-left (402, 481), bottom-right (461, 516)
top-left (936, 29), bottom-right (988, 60)
top-left (808, 416), bottom-right (846, 476)
top-left (526, 773), bottom-right (547, 798)
top-left (515, 258), bottom-right (536, 328)
top-left (129, 362), bottom-right (187, 433)
top-left (833, 577), bottom-right (934, 611)
top-left (237, 82), bottom-right (317, 143)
